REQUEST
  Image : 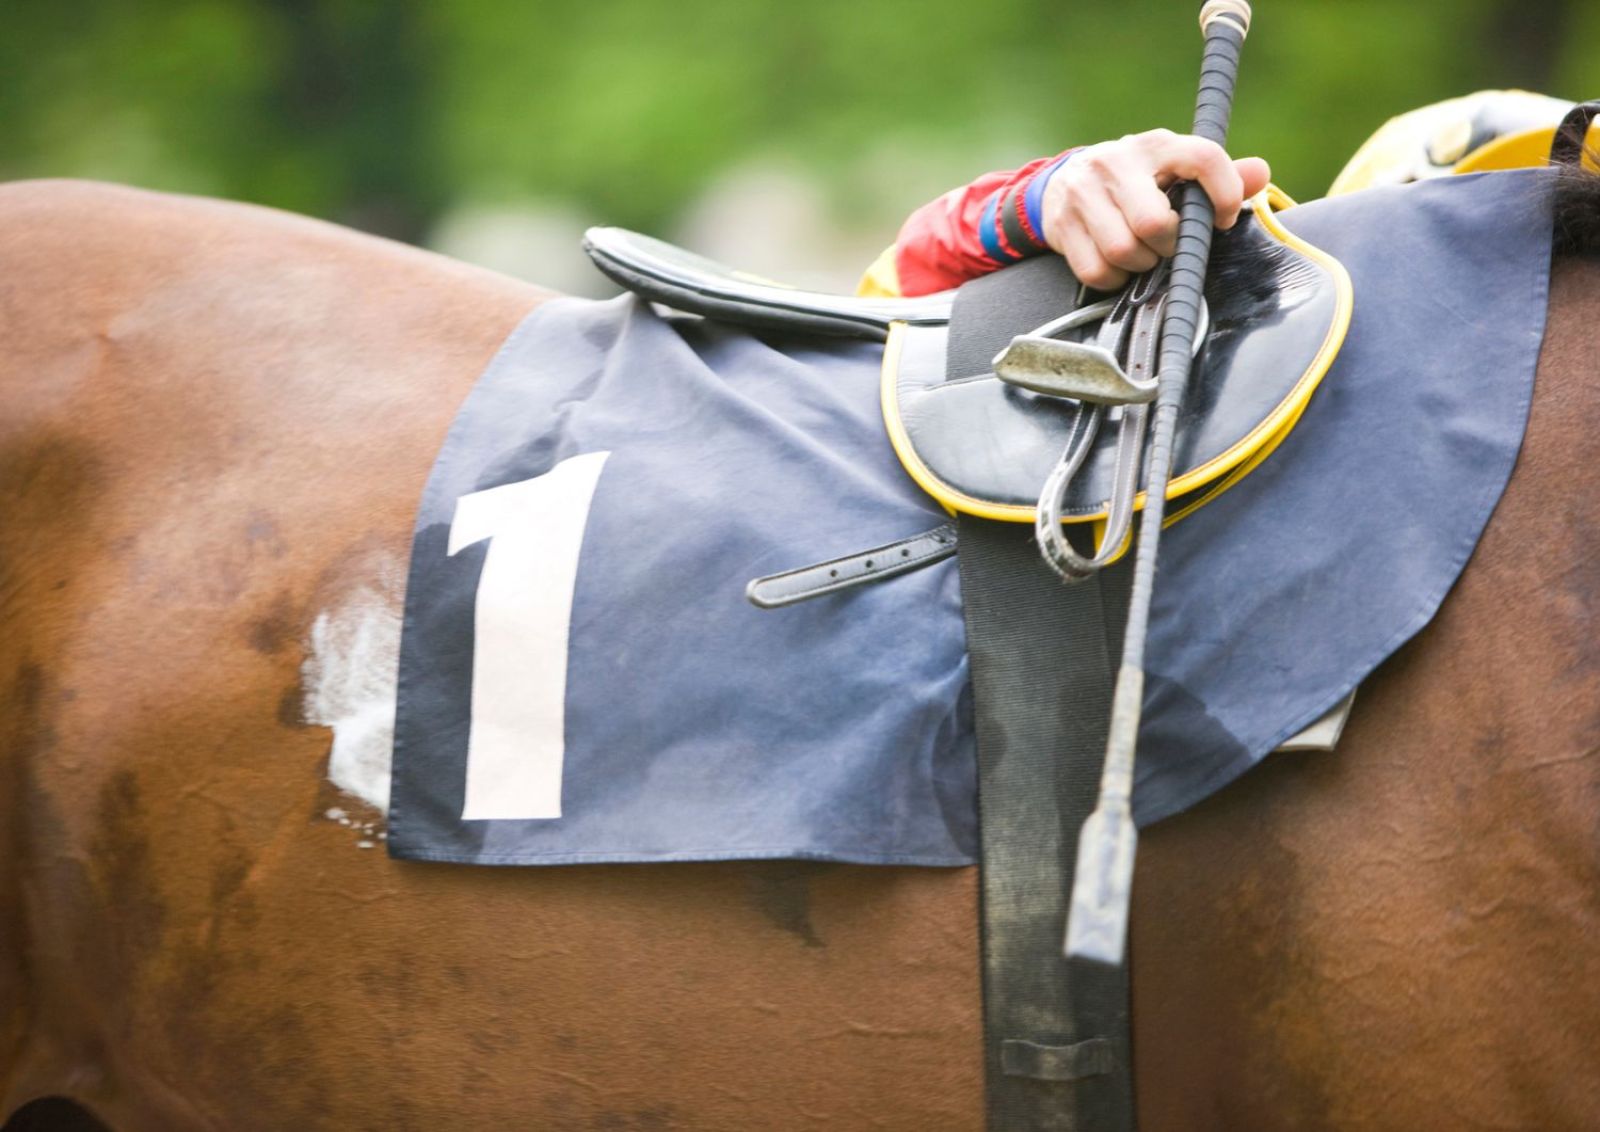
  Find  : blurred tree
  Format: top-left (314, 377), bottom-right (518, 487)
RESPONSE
top-left (255, 0), bottom-right (440, 241)
top-left (0, 0), bottom-right (1590, 248)
top-left (1483, 0), bottom-right (1573, 93)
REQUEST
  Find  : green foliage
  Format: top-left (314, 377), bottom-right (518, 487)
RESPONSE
top-left (0, 0), bottom-right (1591, 241)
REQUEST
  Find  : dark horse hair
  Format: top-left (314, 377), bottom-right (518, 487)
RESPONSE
top-left (1552, 153), bottom-right (1600, 258)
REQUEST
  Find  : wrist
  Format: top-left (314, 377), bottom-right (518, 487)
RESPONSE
top-left (1026, 148), bottom-right (1080, 255)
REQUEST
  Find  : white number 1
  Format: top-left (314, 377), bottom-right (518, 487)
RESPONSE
top-left (447, 451), bottom-right (611, 820)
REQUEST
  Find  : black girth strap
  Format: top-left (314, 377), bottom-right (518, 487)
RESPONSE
top-left (958, 514), bottom-right (1136, 1132)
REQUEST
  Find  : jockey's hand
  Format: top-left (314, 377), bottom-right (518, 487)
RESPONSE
top-left (1041, 129), bottom-right (1271, 291)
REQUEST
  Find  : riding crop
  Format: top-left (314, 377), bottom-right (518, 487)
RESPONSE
top-left (1065, 0), bottom-right (1254, 965)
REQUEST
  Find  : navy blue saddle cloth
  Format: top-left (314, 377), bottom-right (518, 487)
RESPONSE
top-left (387, 168), bottom-right (1554, 867)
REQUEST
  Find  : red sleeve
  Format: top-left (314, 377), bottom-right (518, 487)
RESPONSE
top-left (893, 149), bottom-right (1077, 296)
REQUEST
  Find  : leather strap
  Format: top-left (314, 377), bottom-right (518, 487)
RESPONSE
top-left (1002, 1038), bottom-right (1118, 1082)
top-left (745, 523), bottom-right (958, 608)
top-left (1034, 290), bottom-right (1167, 579)
top-left (959, 516), bottom-right (1136, 1132)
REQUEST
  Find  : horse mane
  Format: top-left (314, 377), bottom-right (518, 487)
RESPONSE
top-left (1551, 158), bottom-right (1600, 258)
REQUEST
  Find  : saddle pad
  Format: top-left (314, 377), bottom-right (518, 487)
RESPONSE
top-left (388, 167), bottom-right (1553, 865)
top-left (887, 191), bottom-right (1351, 523)
top-left (390, 311), bottom-right (977, 864)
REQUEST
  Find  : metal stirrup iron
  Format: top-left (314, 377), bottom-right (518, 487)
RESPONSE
top-left (1030, 290), bottom-right (1209, 583)
top-left (1065, 0), bottom-right (1254, 965)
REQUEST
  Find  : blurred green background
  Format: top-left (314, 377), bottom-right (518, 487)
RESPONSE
top-left (1, 0), bottom-right (1590, 292)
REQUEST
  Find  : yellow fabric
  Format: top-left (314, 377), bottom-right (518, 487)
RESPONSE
top-left (856, 245), bottom-right (903, 298)
top-left (1454, 122), bottom-right (1600, 174)
top-left (1328, 89), bottom-right (1575, 196)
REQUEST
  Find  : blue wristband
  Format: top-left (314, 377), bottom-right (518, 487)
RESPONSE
top-left (1023, 150), bottom-right (1078, 249)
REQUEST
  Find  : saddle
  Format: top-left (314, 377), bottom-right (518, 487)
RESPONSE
top-left (585, 186), bottom-right (1352, 599)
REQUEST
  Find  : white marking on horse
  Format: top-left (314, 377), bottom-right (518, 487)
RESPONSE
top-left (302, 567), bottom-right (403, 815)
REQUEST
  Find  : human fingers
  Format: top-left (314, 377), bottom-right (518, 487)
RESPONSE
top-left (1059, 149), bottom-right (1167, 274)
top-left (1042, 132), bottom-right (1268, 283)
top-left (1132, 128), bottom-right (1251, 229)
top-left (1056, 212), bottom-right (1127, 292)
top-left (1075, 181), bottom-right (1163, 276)
top-left (1135, 151), bottom-right (1269, 238)
top-left (1042, 166), bottom-right (1133, 290)
top-left (1103, 164), bottom-right (1180, 259)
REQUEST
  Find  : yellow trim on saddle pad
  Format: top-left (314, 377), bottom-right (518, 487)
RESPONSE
top-left (879, 186), bottom-right (1352, 537)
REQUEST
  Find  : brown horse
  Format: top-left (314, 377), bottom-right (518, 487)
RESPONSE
top-left (2, 175), bottom-right (1598, 1132)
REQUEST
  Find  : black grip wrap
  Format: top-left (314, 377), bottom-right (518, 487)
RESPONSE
top-left (1191, 19), bottom-right (1245, 145)
top-left (1119, 11), bottom-right (1247, 669)
top-left (1062, 0), bottom-right (1254, 974)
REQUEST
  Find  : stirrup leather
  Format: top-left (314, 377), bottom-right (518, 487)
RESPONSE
top-left (1016, 266), bottom-right (1210, 582)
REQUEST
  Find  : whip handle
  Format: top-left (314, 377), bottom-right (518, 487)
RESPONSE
top-left (1064, 0), bottom-right (1253, 967)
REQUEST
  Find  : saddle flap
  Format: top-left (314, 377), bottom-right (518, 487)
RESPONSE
top-left (582, 226), bottom-right (954, 342)
top-left (882, 191), bottom-right (1352, 525)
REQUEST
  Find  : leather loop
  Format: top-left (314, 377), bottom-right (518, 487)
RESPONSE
top-left (1033, 290), bottom-right (1168, 581)
top-left (1001, 1038), bottom-right (1118, 1082)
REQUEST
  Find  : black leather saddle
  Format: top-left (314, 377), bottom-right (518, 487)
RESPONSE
top-left (902, 192), bottom-right (1346, 515)
top-left (584, 189), bottom-right (1352, 601)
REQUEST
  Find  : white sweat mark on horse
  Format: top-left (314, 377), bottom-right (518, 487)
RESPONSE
top-left (302, 565), bottom-right (404, 816)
